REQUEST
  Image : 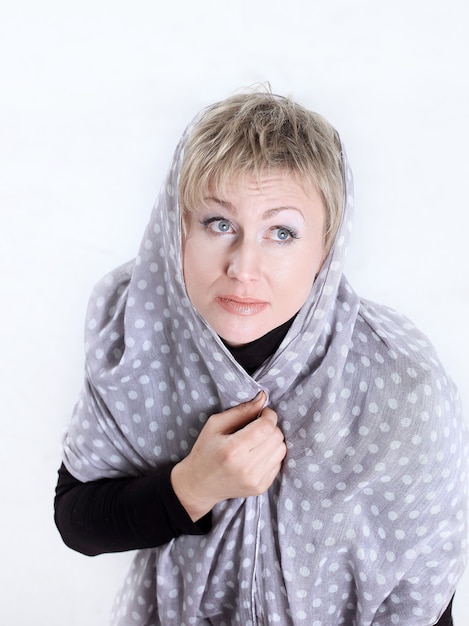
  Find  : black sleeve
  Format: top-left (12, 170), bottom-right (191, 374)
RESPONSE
top-left (54, 463), bottom-right (212, 556)
top-left (434, 595), bottom-right (454, 626)
top-left (54, 466), bottom-right (457, 623)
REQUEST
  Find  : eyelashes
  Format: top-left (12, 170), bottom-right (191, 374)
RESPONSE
top-left (201, 217), bottom-right (233, 234)
top-left (200, 217), bottom-right (300, 243)
top-left (273, 226), bottom-right (299, 242)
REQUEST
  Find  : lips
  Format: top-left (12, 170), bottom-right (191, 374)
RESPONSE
top-left (216, 296), bottom-right (268, 316)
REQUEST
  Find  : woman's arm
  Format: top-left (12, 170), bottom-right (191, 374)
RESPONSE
top-left (55, 392), bottom-right (286, 556)
top-left (54, 463), bottom-right (211, 556)
top-left (435, 595), bottom-right (454, 626)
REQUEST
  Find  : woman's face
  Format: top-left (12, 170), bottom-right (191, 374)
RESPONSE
top-left (182, 170), bottom-right (326, 347)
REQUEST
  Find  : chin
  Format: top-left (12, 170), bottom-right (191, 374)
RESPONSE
top-left (216, 324), bottom-right (270, 347)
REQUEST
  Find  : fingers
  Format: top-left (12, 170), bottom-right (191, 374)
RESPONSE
top-left (249, 417), bottom-right (287, 467)
top-left (228, 406), bottom-right (287, 495)
top-left (233, 406), bottom-right (280, 450)
top-left (177, 392), bottom-right (287, 514)
top-left (236, 432), bottom-right (287, 496)
top-left (209, 394), bottom-right (284, 461)
top-left (210, 390), bottom-right (268, 435)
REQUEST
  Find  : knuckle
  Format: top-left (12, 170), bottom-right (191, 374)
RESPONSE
top-left (260, 407), bottom-right (277, 421)
top-left (257, 416), bottom-right (276, 436)
top-left (246, 478), bottom-right (264, 496)
top-left (221, 439), bottom-right (243, 467)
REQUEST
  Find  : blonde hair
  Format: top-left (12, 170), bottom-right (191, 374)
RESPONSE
top-left (179, 91), bottom-right (344, 251)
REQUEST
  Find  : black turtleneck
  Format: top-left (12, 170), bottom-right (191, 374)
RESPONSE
top-left (222, 315), bottom-right (295, 375)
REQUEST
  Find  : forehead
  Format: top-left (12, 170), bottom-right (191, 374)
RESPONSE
top-left (205, 168), bottom-right (320, 203)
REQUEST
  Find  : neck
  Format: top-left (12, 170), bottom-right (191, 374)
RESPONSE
top-left (222, 315), bottom-right (296, 375)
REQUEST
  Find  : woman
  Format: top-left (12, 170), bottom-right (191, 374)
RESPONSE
top-left (55, 91), bottom-right (467, 625)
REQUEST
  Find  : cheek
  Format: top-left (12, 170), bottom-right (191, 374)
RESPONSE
top-left (280, 247), bottom-right (323, 290)
top-left (182, 238), bottom-right (213, 296)
top-left (269, 262), bottom-right (313, 315)
top-left (306, 236), bottom-right (326, 280)
top-left (288, 268), bottom-right (316, 301)
top-left (296, 257), bottom-right (323, 305)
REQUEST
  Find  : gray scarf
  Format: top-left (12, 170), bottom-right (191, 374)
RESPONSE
top-left (63, 107), bottom-right (467, 625)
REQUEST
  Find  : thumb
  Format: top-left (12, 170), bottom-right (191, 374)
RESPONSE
top-left (215, 391), bottom-right (266, 435)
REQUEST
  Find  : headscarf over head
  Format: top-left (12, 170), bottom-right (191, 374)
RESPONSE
top-left (63, 97), bottom-right (467, 626)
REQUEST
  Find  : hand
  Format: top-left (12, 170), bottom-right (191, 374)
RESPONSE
top-left (170, 391), bottom-right (287, 522)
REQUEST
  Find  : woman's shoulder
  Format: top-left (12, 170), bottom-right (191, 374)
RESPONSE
top-left (349, 297), bottom-right (463, 434)
top-left (354, 296), bottom-right (450, 380)
top-left (346, 298), bottom-right (466, 498)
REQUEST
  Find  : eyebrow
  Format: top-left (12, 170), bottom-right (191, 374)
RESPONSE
top-left (204, 196), bottom-right (305, 219)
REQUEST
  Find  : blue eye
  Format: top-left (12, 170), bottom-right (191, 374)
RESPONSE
top-left (271, 226), bottom-right (298, 242)
top-left (216, 219), bottom-right (231, 232)
top-left (201, 217), bottom-right (234, 235)
top-left (276, 228), bottom-right (290, 240)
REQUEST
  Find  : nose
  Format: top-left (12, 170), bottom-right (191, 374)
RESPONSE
top-left (226, 237), bottom-right (261, 282)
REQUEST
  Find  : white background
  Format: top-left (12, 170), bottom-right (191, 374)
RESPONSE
top-left (1, 0), bottom-right (468, 624)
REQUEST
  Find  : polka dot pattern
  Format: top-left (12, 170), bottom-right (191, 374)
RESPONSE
top-left (63, 108), bottom-right (468, 625)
